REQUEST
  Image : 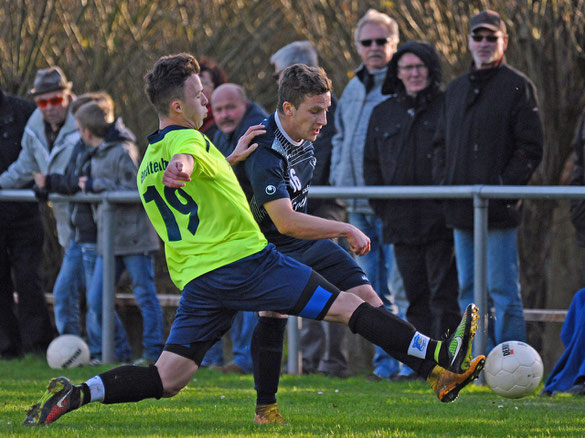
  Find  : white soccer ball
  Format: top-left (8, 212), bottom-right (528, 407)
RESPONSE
top-left (46, 335), bottom-right (90, 369)
top-left (484, 341), bottom-right (544, 398)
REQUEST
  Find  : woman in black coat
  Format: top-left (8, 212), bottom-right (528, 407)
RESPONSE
top-left (364, 41), bottom-right (460, 340)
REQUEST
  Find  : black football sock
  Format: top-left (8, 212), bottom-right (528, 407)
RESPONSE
top-left (99, 364), bottom-right (163, 404)
top-left (251, 316), bottom-right (287, 406)
top-left (373, 305), bottom-right (438, 377)
top-left (348, 303), bottom-right (438, 377)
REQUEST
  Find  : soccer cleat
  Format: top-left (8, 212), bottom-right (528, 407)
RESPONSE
top-left (443, 303), bottom-right (479, 373)
top-left (23, 377), bottom-right (82, 425)
top-left (428, 355), bottom-right (486, 403)
top-left (253, 402), bottom-right (288, 425)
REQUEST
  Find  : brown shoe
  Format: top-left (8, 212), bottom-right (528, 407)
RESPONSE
top-left (427, 355), bottom-right (486, 403)
top-left (221, 362), bottom-right (246, 374)
top-left (254, 403), bottom-right (288, 425)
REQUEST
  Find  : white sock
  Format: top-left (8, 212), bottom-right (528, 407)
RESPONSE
top-left (407, 332), bottom-right (430, 359)
top-left (84, 376), bottom-right (105, 403)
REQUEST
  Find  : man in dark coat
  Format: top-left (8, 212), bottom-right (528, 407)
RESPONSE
top-left (0, 86), bottom-right (54, 358)
top-left (364, 41), bottom-right (460, 343)
top-left (433, 10), bottom-right (543, 349)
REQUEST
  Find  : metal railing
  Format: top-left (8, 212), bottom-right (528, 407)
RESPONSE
top-left (2, 185), bottom-right (583, 371)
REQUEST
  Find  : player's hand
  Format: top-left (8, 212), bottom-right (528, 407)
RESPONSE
top-left (163, 161), bottom-right (191, 188)
top-left (226, 124), bottom-right (266, 166)
top-left (345, 225), bottom-right (371, 257)
top-left (34, 172), bottom-right (46, 189)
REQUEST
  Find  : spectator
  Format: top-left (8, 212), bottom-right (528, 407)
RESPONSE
top-left (271, 40), bottom-right (349, 378)
top-left (75, 101), bottom-right (164, 364)
top-left (433, 10), bottom-right (543, 349)
top-left (542, 288), bottom-right (585, 396)
top-left (197, 82), bottom-right (268, 374)
top-left (36, 92), bottom-right (132, 360)
top-left (198, 57), bottom-right (227, 140)
top-left (0, 66), bottom-right (82, 353)
top-left (364, 41), bottom-right (460, 348)
top-left (0, 85), bottom-right (53, 358)
top-left (542, 108), bottom-right (585, 395)
top-left (330, 8), bottom-right (404, 380)
top-left (569, 107), bottom-right (585, 246)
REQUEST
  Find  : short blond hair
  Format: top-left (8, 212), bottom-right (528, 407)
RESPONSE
top-left (71, 91), bottom-right (114, 122)
top-left (354, 9), bottom-right (399, 46)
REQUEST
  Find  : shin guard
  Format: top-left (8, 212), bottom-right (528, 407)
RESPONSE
top-left (100, 365), bottom-right (163, 404)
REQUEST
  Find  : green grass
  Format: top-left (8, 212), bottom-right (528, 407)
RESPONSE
top-left (0, 356), bottom-right (582, 437)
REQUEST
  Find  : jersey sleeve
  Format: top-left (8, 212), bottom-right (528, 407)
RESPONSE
top-left (245, 145), bottom-right (290, 207)
top-left (167, 130), bottom-right (219, 179)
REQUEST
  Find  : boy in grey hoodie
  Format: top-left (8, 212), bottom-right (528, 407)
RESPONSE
top-left (75, 101), bottom-right (164, 364)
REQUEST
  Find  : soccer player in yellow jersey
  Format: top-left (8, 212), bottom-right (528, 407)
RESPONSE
top-left (24, 53), bottom-right (485, 427)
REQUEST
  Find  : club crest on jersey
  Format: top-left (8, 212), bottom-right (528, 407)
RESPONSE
top-left (265, 185), bottom-right (276, 195)
top-left (411, 333), bottom-right (427, 352)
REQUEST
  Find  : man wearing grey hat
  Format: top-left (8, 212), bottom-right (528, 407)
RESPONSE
top-left (0, 66), bottom-right (82, 347)
top-left (433, 10), bottom-right (543, 351)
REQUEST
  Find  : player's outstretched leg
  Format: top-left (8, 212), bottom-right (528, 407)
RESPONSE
top-left (442, 303), bottom-right (480, 373)
top-left (23, 377), bottom-right (86, 425)
top-left (427, 355), bottom-right (486, 402)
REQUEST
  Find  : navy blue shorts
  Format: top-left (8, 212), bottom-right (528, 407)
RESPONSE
top-left (280, 239), bottom-right (369, 291)
top-left (166, 243), bottom-right (340, 349)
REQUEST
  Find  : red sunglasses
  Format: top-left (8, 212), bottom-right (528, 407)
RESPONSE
top-left (36, 96), bottom-right (64, 108)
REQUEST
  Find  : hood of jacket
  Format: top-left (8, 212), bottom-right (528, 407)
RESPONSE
top-left (382, 40), bottom-right (442, 98)
top-left (105, 117), bottom-right (136, 144)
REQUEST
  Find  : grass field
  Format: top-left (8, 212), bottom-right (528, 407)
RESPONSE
top-left (0, 356), bottom-right (582, 437)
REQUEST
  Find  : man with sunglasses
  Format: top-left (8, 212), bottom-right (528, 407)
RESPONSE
top-left (0, 66), bottom-right (81, 346)
top-left (330, 8), bottom-right (406, 381)
top-left (433, 10), bottom-right (543, 351)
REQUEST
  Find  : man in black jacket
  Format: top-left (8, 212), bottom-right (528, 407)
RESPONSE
top-left (0, 86), bottom-right (54, 358)
top-left (433, 10), bottom-right (543, 350)
top-left (365, 41), bottom-right (460, 346)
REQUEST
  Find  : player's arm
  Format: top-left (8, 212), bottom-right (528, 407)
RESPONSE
top-left (263, 197), bottom-right (370, 256)
top-left (226, 124), bottom-right (266, 167)
top-left (163, 153), bottom-right (194, 188)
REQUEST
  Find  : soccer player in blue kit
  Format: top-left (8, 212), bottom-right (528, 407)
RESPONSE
top-left (24, 54), bottom-right (484, 428)
top-left (234, 64), bottom-right (483, 423)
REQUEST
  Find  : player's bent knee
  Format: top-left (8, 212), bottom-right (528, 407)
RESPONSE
top-left (348, 285), bottom-right (382, 306)
top-left (155, 350), bottom-right (198, 398)
top-left (324, 291), bottom-right (364, 324)
top-left (159, 368), bottom-right (194, 398)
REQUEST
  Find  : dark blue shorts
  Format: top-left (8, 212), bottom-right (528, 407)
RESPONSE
top-left (279, 239), bottom-right (369, 291)
top-left (166, 243), bottom-right (340, 348)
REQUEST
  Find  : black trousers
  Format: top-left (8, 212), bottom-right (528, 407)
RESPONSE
top-left (0, 213), bottom-right (54, 356)
top-left (394, 239), bottom-right (461, 339)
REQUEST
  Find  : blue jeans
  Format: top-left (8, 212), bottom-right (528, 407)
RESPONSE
top-left (53, 240), bottom-right (85, 336)
top-left (453, 228), bottom-right (526, 350)
top-left (88, 254), bottom-right (164, 361)
top-left (80, 242), bottom-right (97, 292)
top-left (348, 213), bottom-right (402, 379)
top-left (201, 311), bottom-right (257, 372)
